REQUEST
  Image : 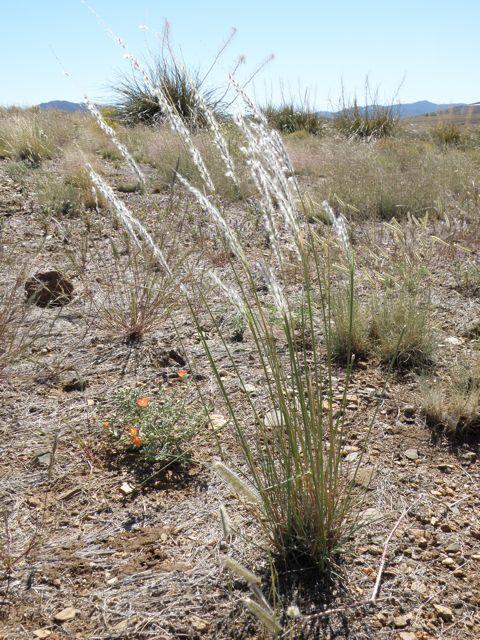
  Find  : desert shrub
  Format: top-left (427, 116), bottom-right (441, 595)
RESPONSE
top-left (370, 283), bottom-right (436, 370)
top-left (102, 388), bottom-right (204, 468)
top-left (420, 355), bottom-right (480, 438)
top-left (263, 102), bottom-right (325, 135)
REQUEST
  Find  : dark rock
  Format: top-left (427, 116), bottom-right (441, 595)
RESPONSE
top-left (25, 271), bottom-right (74, 307)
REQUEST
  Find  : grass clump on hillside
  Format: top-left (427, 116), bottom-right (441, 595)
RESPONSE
top-left (333, 100), bottom-right (397, 140)
top-left (420, 355), bottom-right (480, 439)
top-left (0, 114), bottom-right (54, 165)
top-left (370, 282), bottom-right (436, 370)
top-left (430, 121), bottom-right (464, 147)
top-left (263, 101), bottom-right (325, 135)
top-left (37, 153), bottom-right (106, 217)
top-left (113, 55), bottom-right (223, 128)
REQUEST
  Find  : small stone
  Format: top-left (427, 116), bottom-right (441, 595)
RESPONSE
top-left (404, 449), bottom-right (419, 461)
top-left (398, 633), bottom-right (416, 640)
top-left (351, 466), bottom-right (375, 489)
top-left (35, 452), bottom-right (52, 468)
top-left (264, 409), bottom-right (284, 427)
top-left (444, 336), bottom-right (463, 346)
top-left (441, 557), bottom-right (456, 567)
top-left (62, 376), bottom-right (88, 392)
top-left (112, 620), bottom-right (129, 632)
top-left (359, 507), bottom-right (382, 523)
top-left (345, 451), bottom-right (359, 462)
top-left (190, 616), bottom-right (209, 632)
top-left (207, 414), bottom-right (228, 431)
top-left (393, 614), bottom-right (409, 628)
top-left (403, 405), bottom-right (416, 418)
top-left (53, 607), bottom-right (78, 622)
top-left (446, 542), bottom-right (460, 554)
top-left (242, 383), bottom-right (257, 395)
top-left (119, 482), bottom-right (134, 496)
top-left (433, 604), bottom-right (453, 621)
top-left (436, 463), bottom-right (453, 473)
top-left (33, 630), bottom-right (51, 639)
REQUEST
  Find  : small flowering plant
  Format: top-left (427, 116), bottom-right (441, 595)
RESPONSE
top-left (102, 388), bottom-right (203, 469)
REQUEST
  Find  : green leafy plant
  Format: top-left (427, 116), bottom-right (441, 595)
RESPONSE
top-left (102, 387), bottom-right (204, 468)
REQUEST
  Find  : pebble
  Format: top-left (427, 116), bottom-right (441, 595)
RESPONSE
top-left (404, 448), bottom-right (418, 461)
top-left (33, 630), bottom-right (51, 639)
top-left (119, 482), bottom-right (134, 496)
top-left (53, 607), bottom-right (78, 622)
top-left (433, 604), bottom-right (453, 621)
top-left (393, 614), bottom-right (410, 628)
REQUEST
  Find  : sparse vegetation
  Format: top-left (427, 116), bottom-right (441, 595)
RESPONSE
top-left (2, 41), bottom-right (480, 640)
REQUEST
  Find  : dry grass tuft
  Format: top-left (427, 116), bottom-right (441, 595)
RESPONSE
top-left (420, 355), bottom-right (480, 438)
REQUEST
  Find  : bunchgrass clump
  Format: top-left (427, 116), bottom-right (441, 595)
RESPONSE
top-left (113, 55), bottom-right (223, 128)
top-left (37, 155), bottom-right (106, 217)
top-left (0, 114), bottom-right (54, 165)
top-left (263, 101), bottom-right (325, 135)
top-left (430, 121), bottom-right (464, 147)
top-left (370, 284), bottom-right (436, 370)
top-left (330, 275), bottom-right (371, 363)
top-left (102, 388), bottom-right (204, 469)
top-left (333, 100), bottom-right (397, 140)
top-left (419, 355), bottom-right (480, 438)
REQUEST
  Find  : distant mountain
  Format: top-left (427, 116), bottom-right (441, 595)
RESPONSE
top-left (38, 100), bottom-right (86, 113)
top-left (319, 101), bottom-right (467, 120)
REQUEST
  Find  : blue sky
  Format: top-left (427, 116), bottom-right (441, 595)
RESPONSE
top-left (2, 0), bottom-right (480, 108)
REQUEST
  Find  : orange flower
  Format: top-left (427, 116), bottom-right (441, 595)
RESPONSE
top-left (131, 435), bottom-right (143, 447)
top-left (102, 420), bottom-right (110, 430)
top-left (177, 369), bottom-right (189, 380)
top-left (136, 396), bottom-right (149, 409)
top-left (127, 426), bottom-right (142, 447)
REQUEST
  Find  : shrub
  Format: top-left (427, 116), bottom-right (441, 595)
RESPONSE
top-left (420, 356), bottom-right (480, 438)
top-left (102, 388), bottom-right (204, 469)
